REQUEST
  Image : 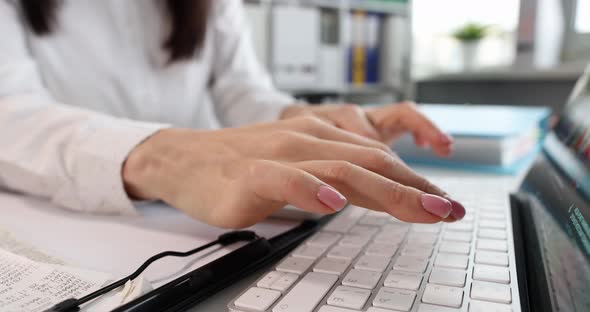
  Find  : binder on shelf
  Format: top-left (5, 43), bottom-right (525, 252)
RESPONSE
top-left (319, 8), bottom-right (345, 89)
top-left (347, 11), bottom-right (382, 86)
top-left (272, 5), bottom-right (320, 88)
top-left (382, 14), bottom-right (408, 89)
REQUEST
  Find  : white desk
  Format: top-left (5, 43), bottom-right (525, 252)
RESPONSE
top-left (0, 166), bottom-right (526, 311)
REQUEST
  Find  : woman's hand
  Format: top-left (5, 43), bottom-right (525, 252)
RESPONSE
top-left (122, 116), bottom-right (465, 229)
top-left (281, 102), bottom-right (453, 156)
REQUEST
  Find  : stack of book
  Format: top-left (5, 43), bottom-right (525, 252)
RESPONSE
top-left (392, 104), bottom-right (552, 174)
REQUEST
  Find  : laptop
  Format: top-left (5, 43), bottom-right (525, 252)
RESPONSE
top-left (227, 66), bottom-right (590, 312)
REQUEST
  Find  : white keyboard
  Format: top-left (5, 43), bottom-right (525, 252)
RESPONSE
top-left (228, 178), bottom-right (521, 312)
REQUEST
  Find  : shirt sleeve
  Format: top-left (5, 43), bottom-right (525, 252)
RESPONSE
top-left (0, 1), bottom-right (167, 215)
top-left (209, 0), bottom-right (296, 127)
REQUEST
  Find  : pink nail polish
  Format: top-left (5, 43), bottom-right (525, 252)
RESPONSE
top-left (421, 194), bottom-right (452, 218)
top-left (449, 199), bottom-right (466, 220)
top-left (317, 186), bottom-right (347, 211)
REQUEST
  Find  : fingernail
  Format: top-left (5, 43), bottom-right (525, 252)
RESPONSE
top-left (449, 199), bottom-right (466, 220)
top-left (440, 133), bottom-right (454, 144)
top-left (421, 194), bottom-right (452, 218)
top-left (317, 186), bottom-right (347, 211)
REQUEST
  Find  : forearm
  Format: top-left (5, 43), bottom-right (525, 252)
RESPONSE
top-left (0, 94), bottom-right (166, 214)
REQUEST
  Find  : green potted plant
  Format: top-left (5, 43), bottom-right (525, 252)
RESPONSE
top-left (452, 23), bottom-right (489, 70)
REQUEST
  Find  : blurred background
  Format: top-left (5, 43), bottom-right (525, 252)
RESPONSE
top-left (243, 0), bottom-right (590, 109)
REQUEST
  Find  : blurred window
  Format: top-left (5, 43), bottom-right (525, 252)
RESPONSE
top-left (412, 0), bottom-right (521, 72)
top-left (575, 0), bottom-right (590, 33)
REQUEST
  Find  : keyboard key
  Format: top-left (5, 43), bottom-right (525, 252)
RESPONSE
top-left (401, 245), bottom-right (433, 258)
top-left (422, 283), bottom-right (464, 308)
top-left (480, 203), bottom-right (506, 212)
top-left (406, 233), bottom-right (439, 245)
top-left (359, 215), bottom-right (388, 226)
top-left (418, 303), bottom-right (462, 311)
top-left (354, 255), bottom-right (390, 272)
top-left (383, 271), bottom-right (423, 290)
top-left (342, 269), bottom-right (382, 289)
top-left (479, 212), bottom-right (506, 221)
top-left (349, 225), bottom-right (379, 237)
top-left (478, 229), bottom-right (507, 240)
top-left (374, 233), bottom-right (405, 245)
top-left (318, 305), bottom-right (360, 312)
top-left (475, 251), bottom-right (509, 267)
top-left (339, 234), bottom-right (372, 248)
top-left (381, 224), bottom-right (410, 235)
top-left (271, 273), bottom-right (299, 291)
top-left (393, 255), bottom-right (429, 273)
top-left (323, 215), bottom-right (357, 234)
top-left (273, 272), bottom-right (338, 312)
top-left (327, 286), bottom-right (371, 309)
top-left (434, 253), bottom-right (468, 270)
top-left (328, 245), bottom-right (361, 260)
top-left (439, 242), bottom-right (471, 255)
top-left (443, 231), bottom-right (472, 242)
top-left (368, 307), bottom-right (401, 312)
top-left (469, 299), bottom-right (512, 312)
top-left (446, 222), bottom-right (474, 232)
top-left (412, 224), bottom-right (441, 233)
top-left (473, 265), bottom-right (510, 284)
top-left (479, 220), bottom-right (506, 229)
top-left (470, 281), bottom-right (512, 304)
top-left (257, 271), bottom-right (284, 289)
top-left (314, 257), bottom-right (351, 275)
top-left (429, 268), bottom-right (466, 287)
top-left (365, 243), bottom-right (398, 257)
top-left (308, 232), bottom-right (341, 248)
top-left (477, 239), bottom-right (508, 252)
top-left (373, 287), bottom-right (416, 311)
top-left (293, 244), bottom-right (327, 260)
top-left (277, 257), bottom-right (314, 274)
top-left (346, 205), bottom-right (369, 218)
top-left (235, 287), bottom-right (281, 311)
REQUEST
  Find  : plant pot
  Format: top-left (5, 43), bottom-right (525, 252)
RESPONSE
top-left (459, 40), bottom-right (481, 71)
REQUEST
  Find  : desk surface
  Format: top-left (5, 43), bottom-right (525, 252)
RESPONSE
top-left (0, 166), bottom-right (525, 311)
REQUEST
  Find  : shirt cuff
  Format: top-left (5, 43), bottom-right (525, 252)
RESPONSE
top-left (64, 118), bottom-right (169, 216)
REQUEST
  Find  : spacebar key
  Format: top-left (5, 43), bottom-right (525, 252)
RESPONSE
top-left (272, 272), bottom-right (338, 312)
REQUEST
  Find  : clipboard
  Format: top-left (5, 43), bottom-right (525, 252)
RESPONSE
top-left (0, 192), bottom-right (322, 312)
top-left (111, 218), bottom-right (330, 311)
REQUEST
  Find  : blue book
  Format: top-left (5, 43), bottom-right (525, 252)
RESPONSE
top-left (393, 104), bottom-right (552, 174)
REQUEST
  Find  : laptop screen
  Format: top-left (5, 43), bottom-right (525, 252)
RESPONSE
top-left (518, 66), bottom-right (590, 311)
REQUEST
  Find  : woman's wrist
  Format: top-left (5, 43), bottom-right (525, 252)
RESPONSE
top-left (122, 128), bottom-right (180, 201)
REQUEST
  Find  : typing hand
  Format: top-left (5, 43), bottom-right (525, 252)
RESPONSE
top-left (281, 101), bottom-right (453, 157)
top-left (122, 117), bottom-right (465, 228)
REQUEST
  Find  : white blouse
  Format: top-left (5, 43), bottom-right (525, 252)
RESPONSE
top-left (0, 0), bottom-right (295, 215)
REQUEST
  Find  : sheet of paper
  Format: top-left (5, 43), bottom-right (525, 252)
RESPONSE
top-left (0, 249), bottom-right (111, 312)
top-left (0, 193), bottom-right (298, 289)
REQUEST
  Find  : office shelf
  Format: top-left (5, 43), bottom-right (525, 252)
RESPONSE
top-left (243, 0), bottom-right (413, 101)
top-left (245, 0), bottom-right (408, 15)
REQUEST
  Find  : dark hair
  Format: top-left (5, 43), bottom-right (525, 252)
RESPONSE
top-left (20, 0), bottom-right (212, 62)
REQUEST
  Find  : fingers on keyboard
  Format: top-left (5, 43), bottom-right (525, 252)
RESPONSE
top-left (231, 198), bottom-right (516, 312)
